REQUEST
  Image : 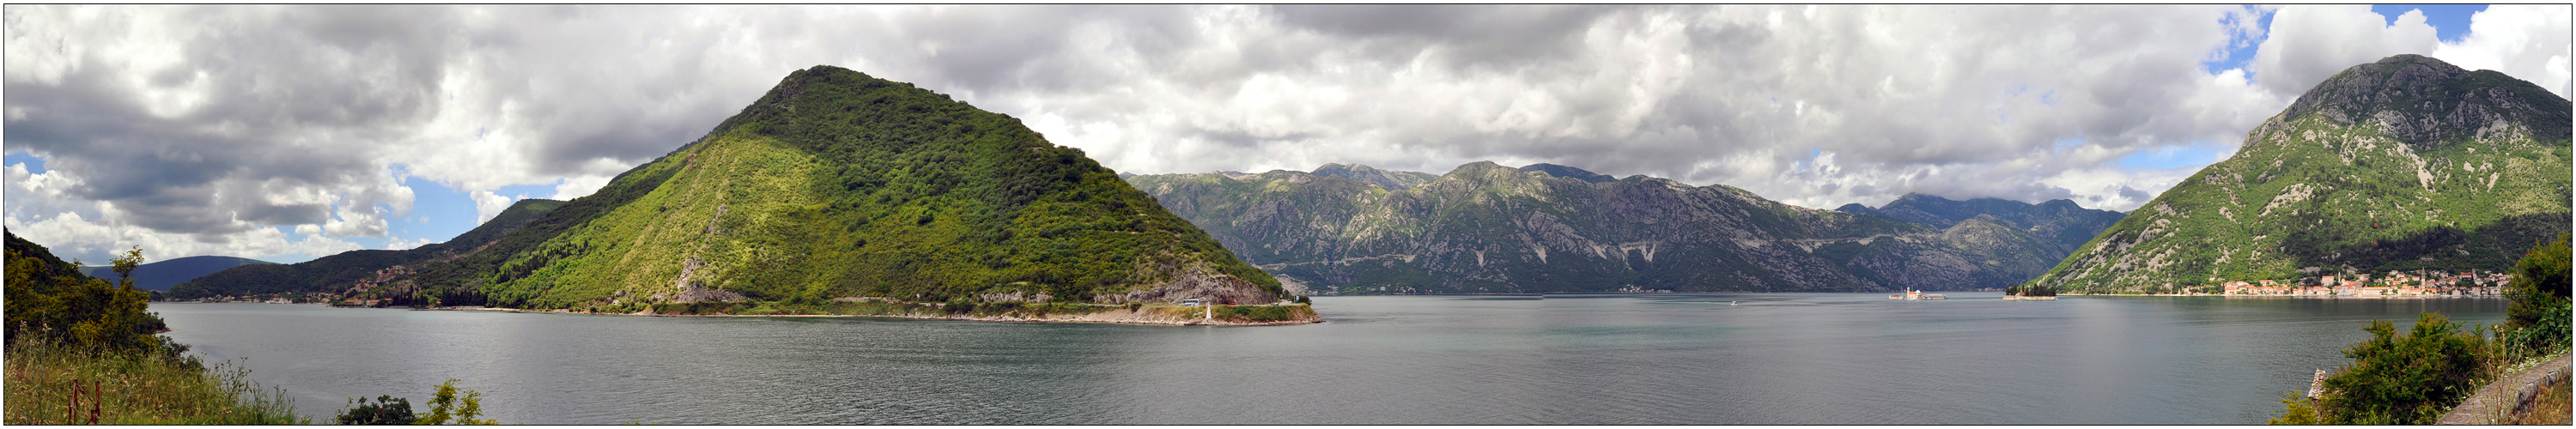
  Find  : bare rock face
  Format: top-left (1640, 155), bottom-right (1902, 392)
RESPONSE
top-left (2275, 54), bottom-right (2571, 147)
top-left (1313, 163), bottom-right (1440, 190)
top-left (1096, 263), bottom-right (1277, 305)
top-left (1126, 162), bottom-right (2123, 293)
top-left (666, 257), bottom-right (747, 303)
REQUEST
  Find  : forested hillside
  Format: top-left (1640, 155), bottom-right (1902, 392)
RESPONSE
top-left (375, 66), bottom-right (1282, 309)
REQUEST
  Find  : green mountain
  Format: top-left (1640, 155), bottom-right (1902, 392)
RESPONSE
top-left (170, 198), bottom-right (568, 299)
top-left (82, 256), bottom-right (275, 292)
top-left (2025, 55), bottom-right (2573, 293)
top-left (368, 65), bottom-right (1281, 309)
top-left (1124, 162), bottom-right (2124, 293)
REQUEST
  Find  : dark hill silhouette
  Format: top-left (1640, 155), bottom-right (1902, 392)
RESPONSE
top-left (82, 256), bottom-right (276, 292)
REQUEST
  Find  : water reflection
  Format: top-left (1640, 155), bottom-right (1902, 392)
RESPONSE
top-left (154, 293), bottom-right (2504, 424)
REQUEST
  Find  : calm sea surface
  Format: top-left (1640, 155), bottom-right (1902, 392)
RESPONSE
top-left (153, 293), bottom-right (2505, 424)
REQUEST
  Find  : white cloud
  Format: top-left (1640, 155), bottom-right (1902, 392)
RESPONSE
top-left (2432, 4), bottom-right (2574, 98)
top-left (2250, 5), bottom-right (2442, 96)
top-left (2251, 4), bottom-right (2572, 100)
top-left (383, 235), bottom-right (435, 251)
top-left (7, 4), bottom-right (2570, 263)
top-left (2, 208), bottom-right (366, 265)
top-left (470, 190), bottom-right (517, 225)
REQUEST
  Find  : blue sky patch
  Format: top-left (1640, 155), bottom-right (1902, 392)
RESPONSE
top-left (2373, 4), bottom-right (2488, 43)
top-left (263, 175), bottom-right (549, 263)
top-left (4, 150), bottom-right (47, 174)
top-left (2116, 141), bottom-right (2236, 170)
top-left (2202, 6), bottom-right (2277, 80)
top-left (2052, 137), bottom-right (2087, 154)
top-left (396, 175), bottom-right (482, 248)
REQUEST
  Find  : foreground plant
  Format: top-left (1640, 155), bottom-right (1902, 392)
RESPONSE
top-left (2273, 235), bottom-right (2574, 425)
top-left (3, 336), bottom-right (302, 425)
top-left (334, 378), bottom-right (498, 425)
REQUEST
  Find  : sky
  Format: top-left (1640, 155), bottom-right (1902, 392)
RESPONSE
top-left (4, 5), bottom-right (2569, 264)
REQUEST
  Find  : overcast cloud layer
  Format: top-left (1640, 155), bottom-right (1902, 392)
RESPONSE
top-left (6, 4), bottom-right (2570, 263)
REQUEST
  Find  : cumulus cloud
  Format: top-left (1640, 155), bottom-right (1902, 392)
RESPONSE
top-left (2432, 4), bottom-right (2574, 98)
top-left (382, 235), bottom-right (435, 251)
top-left (1000, 5), bottom-right (2306, 210)
top-left (5, 5), bottom-right (2568, 263)
top-left (469, 190), bottom-right (516, 225)
top-left (2251, 4), bottom-right (2571, 101)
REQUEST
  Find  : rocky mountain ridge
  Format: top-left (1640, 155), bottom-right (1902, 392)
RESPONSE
top-left (1126, 162), bottom-right (2124, 293)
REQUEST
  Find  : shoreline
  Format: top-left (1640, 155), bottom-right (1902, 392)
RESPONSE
top-left (2063, 293), bottom-right (2509, 299)
top-left (405, 304), bottom-right (1325, 326)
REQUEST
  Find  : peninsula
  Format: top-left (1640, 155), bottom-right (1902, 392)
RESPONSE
top-left (190, 66), bottom-right (1310, 325)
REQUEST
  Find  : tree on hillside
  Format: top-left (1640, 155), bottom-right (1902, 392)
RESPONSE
top-left (2501, 233), bottom-right (2571, 356)
top-left (4, 234), bottom-right (173, 356)
top-left (2312, 312), bottom-right (2490, 424)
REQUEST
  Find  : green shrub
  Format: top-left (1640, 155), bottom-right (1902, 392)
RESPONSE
top-left (2309, 312), bottom-right (2492, 424)
top-left (2502, 233), bottom-right (2572, 357)
top-left (337, 379), bottom-right (497, 425)
top-left (415, 379), bottom-right (496, 425)
top-left (335, 396), bottom-right (414, 425)
top-left (2267, 391), bottom-right (2324, 425)
top-left (5, 235), bottom-right (173, 357)
top-left (1212, 305), bottom-right (1309, 322)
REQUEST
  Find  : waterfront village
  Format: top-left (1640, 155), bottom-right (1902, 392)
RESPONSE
top-left (166, 264), bottom-right (416, 306)
top-left (2220, 269), bottom-right (2512, 297)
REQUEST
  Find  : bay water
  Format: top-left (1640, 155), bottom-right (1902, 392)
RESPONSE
top-left (152, 293), bottom-right (2505, 424)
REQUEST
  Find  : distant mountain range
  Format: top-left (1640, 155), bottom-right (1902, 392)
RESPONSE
top-left (1126, 162), bottom-right (2124, 293)
top-left (81, 256), bottom-right (275, 292)
top-left (161, 57), bottom-right (2552, 303)
top-left (173, 199), bottom-right (568, 299)
top-left (2026, 54), bottom-right (2573, 293)
top-left (1835, 194), bottom-right (2128, 257)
